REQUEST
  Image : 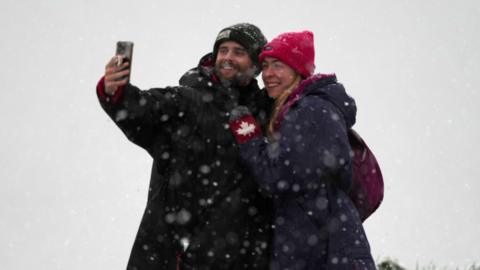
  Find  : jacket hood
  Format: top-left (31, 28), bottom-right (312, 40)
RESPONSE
top-left (284, 74), bottom-right (357, 128)
top-left (179, 53), bottom-right (216, 88)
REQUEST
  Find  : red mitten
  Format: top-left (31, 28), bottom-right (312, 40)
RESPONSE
top-left (229, 106), bottom-right (262, 144)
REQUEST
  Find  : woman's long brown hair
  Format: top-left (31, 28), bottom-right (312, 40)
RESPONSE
top-left (267, 74), bottom-right (302, 141)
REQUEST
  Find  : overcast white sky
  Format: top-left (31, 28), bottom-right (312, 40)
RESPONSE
top-left (1, 0), bottom-right (479, 269)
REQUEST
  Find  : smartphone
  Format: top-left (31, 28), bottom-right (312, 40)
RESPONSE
top-left (115, 41), bottom-right (134, 82)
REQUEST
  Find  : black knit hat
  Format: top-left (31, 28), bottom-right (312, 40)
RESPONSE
top-left (213, 23), bottom-right (267, 75)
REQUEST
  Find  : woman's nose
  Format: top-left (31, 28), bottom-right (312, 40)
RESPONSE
top-left (262, 66), bottom-right (272, 77)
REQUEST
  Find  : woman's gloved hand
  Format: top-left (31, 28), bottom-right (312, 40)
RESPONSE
top-left (228, 106), bottom-right (262, 144)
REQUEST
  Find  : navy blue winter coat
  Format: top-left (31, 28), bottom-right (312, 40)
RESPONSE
top-left (238, 74), bottom-right (376, 270)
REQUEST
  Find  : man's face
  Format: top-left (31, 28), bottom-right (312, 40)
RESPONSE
top-left (215, 41), bottom-right (255, 86)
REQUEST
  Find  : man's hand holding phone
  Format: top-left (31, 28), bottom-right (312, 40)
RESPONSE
top-left (103, 41), bottom-right (134, 96)
top-left (104, 56), bottom-right (130, 95)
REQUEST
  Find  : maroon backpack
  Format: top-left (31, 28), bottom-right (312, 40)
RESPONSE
top-left (347, 129), bottom-right (384, 222)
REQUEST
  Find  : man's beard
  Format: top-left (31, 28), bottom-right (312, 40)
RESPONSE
top-left (215, 62), bottom-right (257, 87)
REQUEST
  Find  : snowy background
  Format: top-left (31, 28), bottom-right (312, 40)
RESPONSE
top-left (1, 0), bottom-right (479, 269)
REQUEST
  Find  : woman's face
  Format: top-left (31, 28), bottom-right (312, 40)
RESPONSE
top-left (261, 56), bottom-right (299, 98)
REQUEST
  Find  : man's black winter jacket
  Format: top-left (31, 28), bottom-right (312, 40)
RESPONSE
top-left (97, 54), bottom-right (273, 269)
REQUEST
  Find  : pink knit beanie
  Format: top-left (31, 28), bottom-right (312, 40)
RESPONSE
top-left (259, 30), bottom-right (315, 78)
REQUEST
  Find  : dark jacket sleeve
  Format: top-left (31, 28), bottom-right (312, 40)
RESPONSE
top-left (96, 77), bottom-right (186, 154)
top-left (239, 97), bottom-right (353, 197)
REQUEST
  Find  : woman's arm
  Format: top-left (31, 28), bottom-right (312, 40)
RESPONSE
top-left (239, 98), bottom-right (352, 197)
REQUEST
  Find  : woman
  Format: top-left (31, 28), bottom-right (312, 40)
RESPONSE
top-left (229, 31), bottom-right (376, 269)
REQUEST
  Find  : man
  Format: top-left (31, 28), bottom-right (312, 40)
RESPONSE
top-left (96, 23), bottom-right (273, 269)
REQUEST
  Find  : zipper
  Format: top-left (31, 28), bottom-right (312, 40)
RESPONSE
top-left (176, 237), bottom-right (190, 270)
top-left (176, 252), bottom-right (182, 270)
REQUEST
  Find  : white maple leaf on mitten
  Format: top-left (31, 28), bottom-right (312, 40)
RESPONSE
top-left (236, 121), bottom-right (256, 136)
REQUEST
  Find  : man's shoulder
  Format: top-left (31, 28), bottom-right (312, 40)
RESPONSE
top-left (179, 53), bottom-right (215, 89)
top-left (179, 67), bottom-right (211, 88)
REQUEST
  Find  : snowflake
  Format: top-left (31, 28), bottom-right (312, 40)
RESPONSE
top-left (236, 121), bottom-right (255, 136)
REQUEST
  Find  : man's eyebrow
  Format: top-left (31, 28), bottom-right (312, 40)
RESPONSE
top-left (218, 45), bottom-right (247, 52)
